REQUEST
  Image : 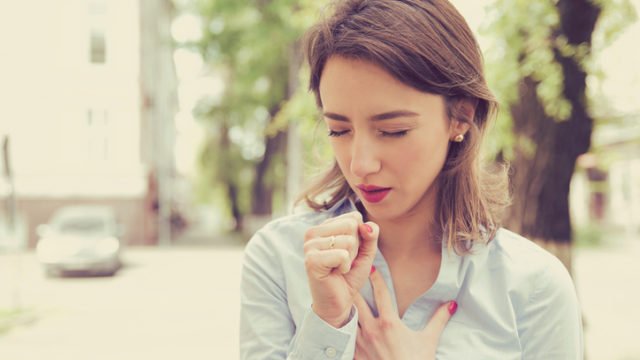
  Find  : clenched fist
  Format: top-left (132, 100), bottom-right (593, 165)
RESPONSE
top-left (303, 211), bottom-right (379, 328)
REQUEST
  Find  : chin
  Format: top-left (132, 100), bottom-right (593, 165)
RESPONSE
top-left (361, 194), bottom-right (430, 223)
top-left (359, 201), bottom-right (404, 222)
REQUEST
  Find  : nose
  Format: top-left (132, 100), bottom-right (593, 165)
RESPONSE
top-left (349, 133), bottom-right (381, 179)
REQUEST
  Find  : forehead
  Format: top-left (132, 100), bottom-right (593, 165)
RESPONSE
top-left (319, 56), bottom-right (443, 114)
top-left (319, 56), bottom-right (403, 94)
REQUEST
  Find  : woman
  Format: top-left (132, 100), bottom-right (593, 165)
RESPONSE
top-left (240, 0), bottom-right (583, 359)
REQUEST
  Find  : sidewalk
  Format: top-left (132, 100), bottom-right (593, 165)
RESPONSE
top-left (574, 238), bottom-right (640, 360)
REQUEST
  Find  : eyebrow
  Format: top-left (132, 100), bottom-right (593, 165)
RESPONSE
top-left (323, 110), bottom-right (420, 122)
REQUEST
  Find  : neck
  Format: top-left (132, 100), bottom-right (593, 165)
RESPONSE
top-left (366, 189), bottom-right (441, 259)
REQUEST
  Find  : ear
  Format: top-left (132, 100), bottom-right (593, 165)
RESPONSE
top-left (448, 99), bottom-right (475, 139)
top-left (449, 119), bottom-right (471, 139)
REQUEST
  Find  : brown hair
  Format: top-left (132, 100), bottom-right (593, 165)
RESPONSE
top-left (299, 0), bottom-right (510, 253)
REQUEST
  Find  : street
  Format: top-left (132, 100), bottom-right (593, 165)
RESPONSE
top-left (1, 240), bottom-right (639, 360)
top-left (0, 246), bottom-right (244, 359)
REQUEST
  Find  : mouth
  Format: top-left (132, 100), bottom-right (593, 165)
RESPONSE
top-left (356, 184), bottom-right (391, 203)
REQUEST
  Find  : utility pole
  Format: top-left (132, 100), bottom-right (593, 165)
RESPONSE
top-left (2, 135), bottom-right (22, 309)
top-left (140, 0), bottom-right (178, 246)
top-left (2, 135), bottom-right (16, 234)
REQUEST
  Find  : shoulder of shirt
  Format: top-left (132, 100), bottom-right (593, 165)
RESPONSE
top-left (485, 229), bottom-right (579, 330)
top-left (484, 228), bottom-right (571, 287)
top-left (263, 209), bottom-right (331, 234)
top-left (245, 197), bottom-right (358, 254)
top-left (244, 208), bottom-right (333, 255)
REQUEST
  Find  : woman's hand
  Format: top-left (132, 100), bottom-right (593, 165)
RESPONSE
top-left (354, 267), bottom-right (457, 360)
top-left (303, 211), bottom-right (379, 328)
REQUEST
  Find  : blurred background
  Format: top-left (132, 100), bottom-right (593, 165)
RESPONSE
top-left (0, 0), bottom-right (638, 359)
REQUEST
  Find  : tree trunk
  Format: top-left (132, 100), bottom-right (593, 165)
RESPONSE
top-left (251, 42), bottom-right (303, 216)
top-left (219, 123), bottom-right (244, 231)
top-left (251, 122), bottom-right (287, 216)
top-left (286, 41), bottom-right (304, 208)
top-left (505, 0), bottom-right (601, 272)
top-left (227, 182), bottom-right (243, 232)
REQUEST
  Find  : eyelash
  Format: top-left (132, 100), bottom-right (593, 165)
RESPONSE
top-left (328, 129), bottom-right (349, 137)
top-left (328, 130), bottom-right (409, 138)
top-left (382, 130), bottom-right (408, 138)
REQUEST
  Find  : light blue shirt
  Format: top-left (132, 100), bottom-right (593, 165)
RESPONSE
top-left (240, 197), bottom-right (583, 359)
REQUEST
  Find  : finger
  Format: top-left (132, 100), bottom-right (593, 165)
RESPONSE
top-left (303, 235), bottom-right (358, 260)
top-left (305, 216), bottom-right (361, 242)
top-left (355, 328), bottom-right (366, 358)
top-left (353, 292), bottom-right (374, 327)
top-left (305, 248), bottom-right (351, 277)
top-left (422, 300), bottom-right (457, 341)
top-left (369, 265), bottom-right (395, 319)
top-left (353, 221), bottom-right (379, 267)
top-left (355, 331), bottom-right (363, 359)
top-left (322, 210), bottom-right (363, 226)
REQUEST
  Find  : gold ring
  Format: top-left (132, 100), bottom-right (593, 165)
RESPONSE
top-left (329, 236), bottom-right (336, 249)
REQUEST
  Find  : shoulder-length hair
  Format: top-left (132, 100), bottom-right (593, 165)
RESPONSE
top-left (299, 0), bottom-right (510, 253)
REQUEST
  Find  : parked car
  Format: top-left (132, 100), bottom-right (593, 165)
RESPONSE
top-left (36, 206), bottom-right (123, 276)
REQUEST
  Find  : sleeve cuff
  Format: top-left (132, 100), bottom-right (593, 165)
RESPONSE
top-left (288, 306), bottom-right (358, 359)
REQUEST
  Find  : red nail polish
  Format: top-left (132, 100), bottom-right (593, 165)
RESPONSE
top-left (364, 224), bottom-right (373, 233)
top-left (448, 301), bottom-right (458, 315)
top-left (370, 265), bottom-right (376, 274)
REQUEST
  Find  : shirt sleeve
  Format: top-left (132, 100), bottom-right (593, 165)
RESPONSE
top-left (239, 227), bottom-right (358, 360)
top-left (288, 306), bottom-right (358, 359)
top-left (517, 256), bottom-right (584, 359)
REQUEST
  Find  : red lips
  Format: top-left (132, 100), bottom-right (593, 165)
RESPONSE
top-left (357, 184), bottom-right (391, 203)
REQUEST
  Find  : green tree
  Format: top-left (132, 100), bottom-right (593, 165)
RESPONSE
top-left (180, 0), bottom-right (325, 231)
top-left (484, 0), bottom-right (636, 270)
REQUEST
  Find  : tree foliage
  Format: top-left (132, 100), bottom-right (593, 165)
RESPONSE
top-left (482, 0), bottom-right (636, 159)
top-left (176, 0), bottom-right (328, 230)
top-left (176, 0), bottom-right (635, 239)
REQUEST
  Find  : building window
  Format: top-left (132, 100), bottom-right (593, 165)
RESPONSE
top-left (88, 0), bottom-right (107, 64)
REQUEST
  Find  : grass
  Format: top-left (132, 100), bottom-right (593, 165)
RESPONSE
top-left (0, 308), bottom-right (36, 336)
top-left (573, 222), bottom-right (630, 249)
top-left (574, 223), bottom-right (604, 248)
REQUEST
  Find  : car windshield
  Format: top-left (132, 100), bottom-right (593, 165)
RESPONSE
top-left (57, 218), bottom-right (107, 234)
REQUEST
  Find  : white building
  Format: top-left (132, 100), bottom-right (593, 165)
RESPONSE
top-left (0, 0), bottom-right (177, 247)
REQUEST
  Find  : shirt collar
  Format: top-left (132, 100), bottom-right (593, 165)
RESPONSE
top-left (327, 194), bottom-right (361, 217)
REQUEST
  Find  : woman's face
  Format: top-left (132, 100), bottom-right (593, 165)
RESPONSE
top-left (319, 56), bottom-right (465, 222)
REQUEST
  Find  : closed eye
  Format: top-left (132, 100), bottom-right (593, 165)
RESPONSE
top-left (328, 129), bottom-right (350, 137)
top-left (380, 130), bottom-right (408, 138)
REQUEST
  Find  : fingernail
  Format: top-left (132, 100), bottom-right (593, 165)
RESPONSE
top-left (448, 301), bottom-right (458, 315)
top-left (370, 265), bottom-right (376, 274)
top-left (364, 224), bottom-right (373, 233)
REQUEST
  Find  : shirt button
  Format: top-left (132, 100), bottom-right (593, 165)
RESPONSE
top-left (324, 347), bottom-right (337, 358)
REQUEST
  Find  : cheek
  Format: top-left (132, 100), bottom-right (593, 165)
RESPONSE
top-left (330, 142), bottom-right (351, 170)
top-left (390, 137), bottom-right (449, 179)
